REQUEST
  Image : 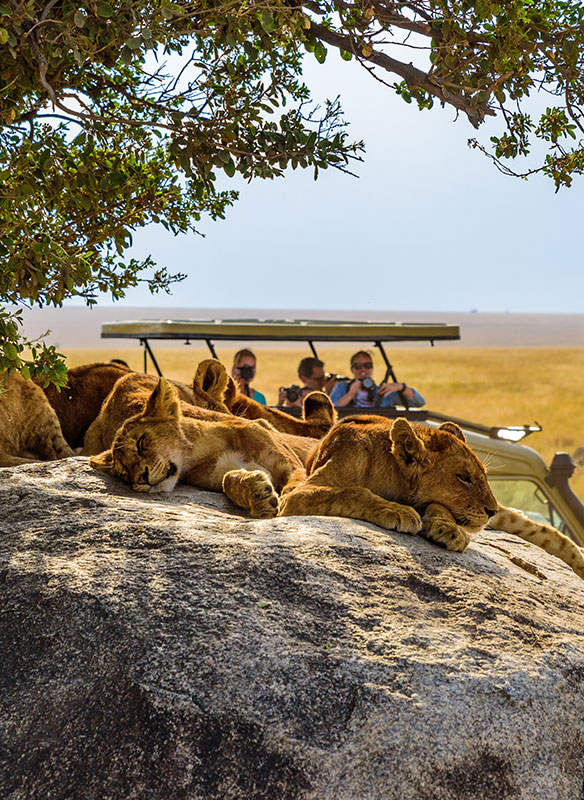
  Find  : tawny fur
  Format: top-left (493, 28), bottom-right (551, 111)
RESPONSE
top-left (40, 361), bottom-right (133, 448)
top-left (0, 372), bottom-right (75, 467)
top-left (90, 378), bottom-right (306, 518)
top-left (194, 358), bottom-right (336, 438)
top-left (82, 371), bottom-right (326, 465)
top-left (82, 372), bottom-right (227, 456)
top-left (278, 414), bottom-right (584, 581)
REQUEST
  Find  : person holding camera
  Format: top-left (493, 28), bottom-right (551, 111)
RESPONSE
top-left (231, 349), bottom-right (267, 405)
top-left (329, 350), bottom-right (425, 409)
top-left (278, 356), bottom-right (342, 407)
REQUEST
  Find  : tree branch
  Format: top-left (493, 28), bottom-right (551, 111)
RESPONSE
top-left (308, 20), bottom-right (495, 127)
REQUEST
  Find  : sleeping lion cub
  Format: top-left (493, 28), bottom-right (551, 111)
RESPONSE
top-left (278, 414), bottom-right (584, 581)
top-left (0, 371), bottom-right (74, 467)
top-left (90, 378), bottom-right (305, 518)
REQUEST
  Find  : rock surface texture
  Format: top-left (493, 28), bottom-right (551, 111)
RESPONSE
top-left (1, 458), bottom-right (584, 800)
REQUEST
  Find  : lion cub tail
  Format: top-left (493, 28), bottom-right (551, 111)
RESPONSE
top-left (192, 359), bottom-right (238, 411)
top-left (302, 391), bottom-right (337, 426)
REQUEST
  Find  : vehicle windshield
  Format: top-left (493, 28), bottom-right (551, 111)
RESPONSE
top-left (490, 478), bottom-right (567, 533)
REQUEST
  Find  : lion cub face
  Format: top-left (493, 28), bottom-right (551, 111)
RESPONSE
top-left (91, 379), bottom-right (188, 493)
top-left (396, 420), bottom-right (498, 533)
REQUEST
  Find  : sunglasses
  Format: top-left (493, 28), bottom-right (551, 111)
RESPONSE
top-left (352, 361), bottom-right (373, 370)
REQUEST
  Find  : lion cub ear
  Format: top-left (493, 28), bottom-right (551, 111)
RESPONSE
top-left (390, 418), bottom-right (427, 468)
top-left (437, 421), bottom-right (466, 442)
top-left (89, 450), bottom-right (115, 474)
top-left (303, 391), bottom-right (337, 425)
top-left (144, 377), bottom-right (181, 420)
top-left (193, 359), bottom-right (228, 401)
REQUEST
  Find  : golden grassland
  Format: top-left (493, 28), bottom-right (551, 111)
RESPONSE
top-left (63, 345), bottom-right (584, 499)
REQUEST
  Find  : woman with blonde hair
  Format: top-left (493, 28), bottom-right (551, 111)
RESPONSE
top-left (231, 349), bottom-right (267, 405)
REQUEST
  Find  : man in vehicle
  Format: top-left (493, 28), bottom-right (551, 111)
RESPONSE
top-left (278, 357), bottom-right (339, 407)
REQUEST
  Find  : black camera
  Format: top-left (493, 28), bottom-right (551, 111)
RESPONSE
top-left (360, 376), bottom-right (377, 400)
top-left (280, 384), bottom-right (302, 403)
top-left (238, 364), bottom-right (254, 380)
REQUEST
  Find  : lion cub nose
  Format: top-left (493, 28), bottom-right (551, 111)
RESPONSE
top-left (484, 506), bottom-right (497, 518)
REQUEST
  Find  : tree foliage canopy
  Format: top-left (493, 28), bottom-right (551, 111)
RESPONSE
top-left (1, 0), bottom-right (583, 382)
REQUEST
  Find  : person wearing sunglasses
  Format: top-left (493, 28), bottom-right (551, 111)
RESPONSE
top-left (329, 350), bottom-right (425, 409)
top-left (231, 348), bottom-right (267, 405)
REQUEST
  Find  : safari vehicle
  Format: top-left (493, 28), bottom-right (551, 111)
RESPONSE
top-left (101, 318), bottom-right (584, 546)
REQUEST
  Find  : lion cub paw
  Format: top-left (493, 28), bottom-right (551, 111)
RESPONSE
top-left (378, 504), bottom-right (422, 535)
top-left (423, 520), bottom-right (470, 552)
top-left (222, 469), bottom-right (279, 519)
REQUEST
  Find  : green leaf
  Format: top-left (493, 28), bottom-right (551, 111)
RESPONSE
top-left (340, 50), bottom-right (352, 61)
top-left (223, 158), bottom-right (236, 177)
top-left (0, 27), bottom-right (7, 45)
top-left (4, 343), bottom-right (18, 360)
top-left (109, 172), bottom-right (127, 185)
top-left (74, 10), bottom-right (86, 27)
top-left (259, 10), bottom-right (275, 34)
top-left (314, 41), bottom-right (327, 63)
top-left (97, 3), bottom-right (114, 17)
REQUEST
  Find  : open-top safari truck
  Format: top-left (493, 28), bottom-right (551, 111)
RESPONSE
top-left (101, 318), bottom-right (584, 545)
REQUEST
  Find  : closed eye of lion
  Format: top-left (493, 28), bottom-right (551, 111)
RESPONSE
top-left (90, 377), bottom-right (306, 519)
top-left (278, 415), bottom-right (584, 582)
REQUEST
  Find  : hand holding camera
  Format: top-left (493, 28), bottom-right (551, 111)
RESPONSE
top-left (237, 364), bottom-right (255, 381)
top-left (346, 375), bottom-right (376, 401)
top-left (359, 376), bottom-right (377, 400)
top-left (279, 384), bottom-right (302, 404)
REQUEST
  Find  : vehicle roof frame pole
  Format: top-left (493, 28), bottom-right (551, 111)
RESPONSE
top-left (140, 338), bottom-right (163, 377)
top-left (373, 340), bottom-right (409, 410)
top-left (205, 338), bottom-right (218, 359)
top-left (308, 340), bottom-right (319, 358)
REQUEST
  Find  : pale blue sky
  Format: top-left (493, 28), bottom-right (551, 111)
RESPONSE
top-left (109, 52), bottom-right (584, 314)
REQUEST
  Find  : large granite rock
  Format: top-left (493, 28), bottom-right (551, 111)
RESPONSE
top-left (1, 458), bottom-right (584, 800)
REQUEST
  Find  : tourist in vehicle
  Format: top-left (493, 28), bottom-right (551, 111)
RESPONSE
top-left (231, 349), bottom-right (267, 405)
top-left (278, 357), bottom-right (339, 407)
top-left (330, 350), bottom-right (425, 409)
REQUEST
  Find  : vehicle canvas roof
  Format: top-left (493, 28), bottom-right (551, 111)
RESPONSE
top-left (101, 318), bottom-right (460, 343)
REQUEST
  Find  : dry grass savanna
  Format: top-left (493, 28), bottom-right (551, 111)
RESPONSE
top-left (57, 345), bottom-right (584, 500)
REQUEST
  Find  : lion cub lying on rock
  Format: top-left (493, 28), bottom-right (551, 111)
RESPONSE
top-left (279, 414), bottom-right (584, 580)
top-left (0, 372), bottom-right (74, 467)
top-left (90, 380), bottom-right (584, 581)
top-left (90, 378), bottom-right (306, 518)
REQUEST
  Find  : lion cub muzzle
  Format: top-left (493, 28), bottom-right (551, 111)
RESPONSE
top-left (131, 461), bottom-right (179, 493)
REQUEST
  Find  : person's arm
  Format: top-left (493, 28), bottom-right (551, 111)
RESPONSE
top-left (332, 380), bottom-right (359, 408)
top-left (405, 387), bottom-right (425, 407)
top-left (378, 381), bottom-right (404, 397)
top-left (379, 383), bottom-right (425, 408)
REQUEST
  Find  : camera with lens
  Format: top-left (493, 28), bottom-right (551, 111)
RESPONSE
top-left (280, 384), bottom-right (302, 403)
top-left (238, 364), bottom-right (254, 381)
top-left (360, 376), bottom-right (377, 400)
